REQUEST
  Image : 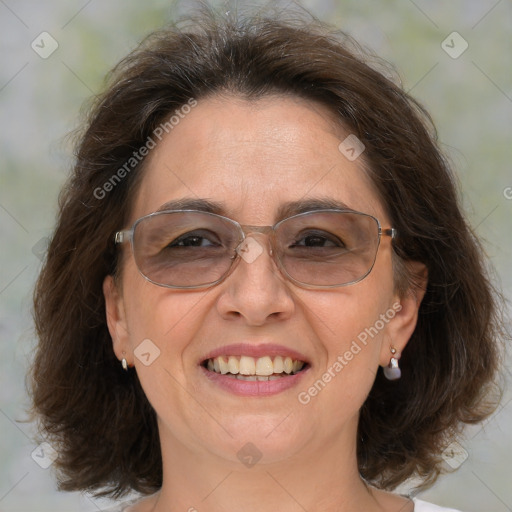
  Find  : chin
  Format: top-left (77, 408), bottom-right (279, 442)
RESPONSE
top-left (199, 413), bottom-right (314, 466)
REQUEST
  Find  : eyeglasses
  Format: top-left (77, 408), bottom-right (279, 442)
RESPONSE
top-left (114, 209), bottom-right (395, 289)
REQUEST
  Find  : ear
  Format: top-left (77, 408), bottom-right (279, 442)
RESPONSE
top-left (379, 261), bottom-right (428, 366)
top-left (103, 275), bottom-right (132, 365)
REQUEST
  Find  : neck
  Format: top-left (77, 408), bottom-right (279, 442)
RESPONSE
top-left (151, 417), bottom-right (386, 512)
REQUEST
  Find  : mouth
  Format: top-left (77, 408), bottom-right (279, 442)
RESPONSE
top-left (201, 355), bottom-right (309, 381)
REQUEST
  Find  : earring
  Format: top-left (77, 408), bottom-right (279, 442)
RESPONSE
top-left (121, 352), bottom-right (129, 372)
top-left (383, 347), bottom-right (401, 380)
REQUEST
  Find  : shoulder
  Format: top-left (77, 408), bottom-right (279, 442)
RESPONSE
top-left (413, 498), bottom-right (464, 511)
top-left (103, 496), bottom-right (463, 512)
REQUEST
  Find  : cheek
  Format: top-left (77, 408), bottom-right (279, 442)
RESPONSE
top-left (316, 292), bottom-right (386, 374)
top-left (121, 263), bottom-right (209, 369)
top-left (309, 257), bottom-right (394, 358)
top-left (299, 254), bottom-right (395, 407)
top-left (296, 300), bottom-right (386, 421)
top-left (120, 273), bottom-right (212, 418)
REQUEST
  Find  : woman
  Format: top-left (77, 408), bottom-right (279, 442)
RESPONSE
top-left (30, 6), bottom-right (503, 512)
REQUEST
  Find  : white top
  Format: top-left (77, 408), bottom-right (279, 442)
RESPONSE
top-left (413, 498), bottom-right (462, 511)
top-left (106, 497), bottom-right (463, 511)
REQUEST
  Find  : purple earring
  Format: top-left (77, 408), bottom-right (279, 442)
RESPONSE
top-left (383, 347), bottom-right (401, 380)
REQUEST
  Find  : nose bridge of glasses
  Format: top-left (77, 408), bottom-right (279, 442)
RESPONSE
top-left (239, 224), bottom-right (274, 236)
top-left (239, 224), bottom-right (275, 244)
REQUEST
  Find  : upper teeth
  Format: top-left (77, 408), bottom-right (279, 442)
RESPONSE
top-left (206, 355), bottom-right (305, 376)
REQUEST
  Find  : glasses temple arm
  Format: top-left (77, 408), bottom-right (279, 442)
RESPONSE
top-left (114, 230), bottom-right (133, 244)
top-left (381, 227), bottom-right (396, 239)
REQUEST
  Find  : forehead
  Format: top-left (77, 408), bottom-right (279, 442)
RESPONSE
top-left (131, 94), bottom-right (387, 225)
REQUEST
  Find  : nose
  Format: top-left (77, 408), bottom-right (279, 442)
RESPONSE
top-left (215, 234), bottom-right (295, 325)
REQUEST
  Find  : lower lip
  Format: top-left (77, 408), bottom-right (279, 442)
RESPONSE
top-left (199, 365), bottom-right (309, 397)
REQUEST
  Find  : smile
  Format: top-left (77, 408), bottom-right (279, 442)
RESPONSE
top-left (202, 355), bottom-right (307, 381)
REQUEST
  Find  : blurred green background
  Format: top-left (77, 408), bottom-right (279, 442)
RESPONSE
top-left (0, 0), bottom-right (510, 510)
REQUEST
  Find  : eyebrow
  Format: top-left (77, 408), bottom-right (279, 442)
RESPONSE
top-left (154, 197), bottom-right (357, 220)
top-left (155, 198), bottom-right (225, 214)
top-left (276, 198), bottom-right (356, 219)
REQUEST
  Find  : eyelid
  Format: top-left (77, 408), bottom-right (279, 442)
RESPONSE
top-left (291, 230), bottom-right (344, 246)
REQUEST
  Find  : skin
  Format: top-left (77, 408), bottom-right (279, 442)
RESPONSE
top-left (104, 94), bottom-right (426, 512)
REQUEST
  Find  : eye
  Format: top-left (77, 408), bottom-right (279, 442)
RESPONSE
top-left (167, 229), bottom-right (221, 248)
top-left (291, 230), bottom-right (345, 248)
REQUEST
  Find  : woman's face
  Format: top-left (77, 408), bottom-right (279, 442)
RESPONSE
top-left (104, 94), bottom-right (420, 468)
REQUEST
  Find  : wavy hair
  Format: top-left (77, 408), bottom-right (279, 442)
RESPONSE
top-left (30, 4), bottom-right (504, 498)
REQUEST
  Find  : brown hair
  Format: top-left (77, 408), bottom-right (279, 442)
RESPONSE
top-left (30, 5), bottom-right (504, 498)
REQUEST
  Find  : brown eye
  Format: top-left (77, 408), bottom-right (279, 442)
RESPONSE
top-left (167, 230), bottom-right (221, 248)
top-left (291, 230), bottom-right (344, 248)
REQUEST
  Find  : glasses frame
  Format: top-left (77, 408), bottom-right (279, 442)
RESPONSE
top-left (114, 209), bottom-right (396, 290)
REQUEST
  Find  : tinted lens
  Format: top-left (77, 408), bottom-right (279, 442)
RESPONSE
top-left (132, 211), bottom-right (240, 287)
top-left (130, 210), bottom-right (382, 288)
top-left (275, 211), bottom-right (380, 286)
